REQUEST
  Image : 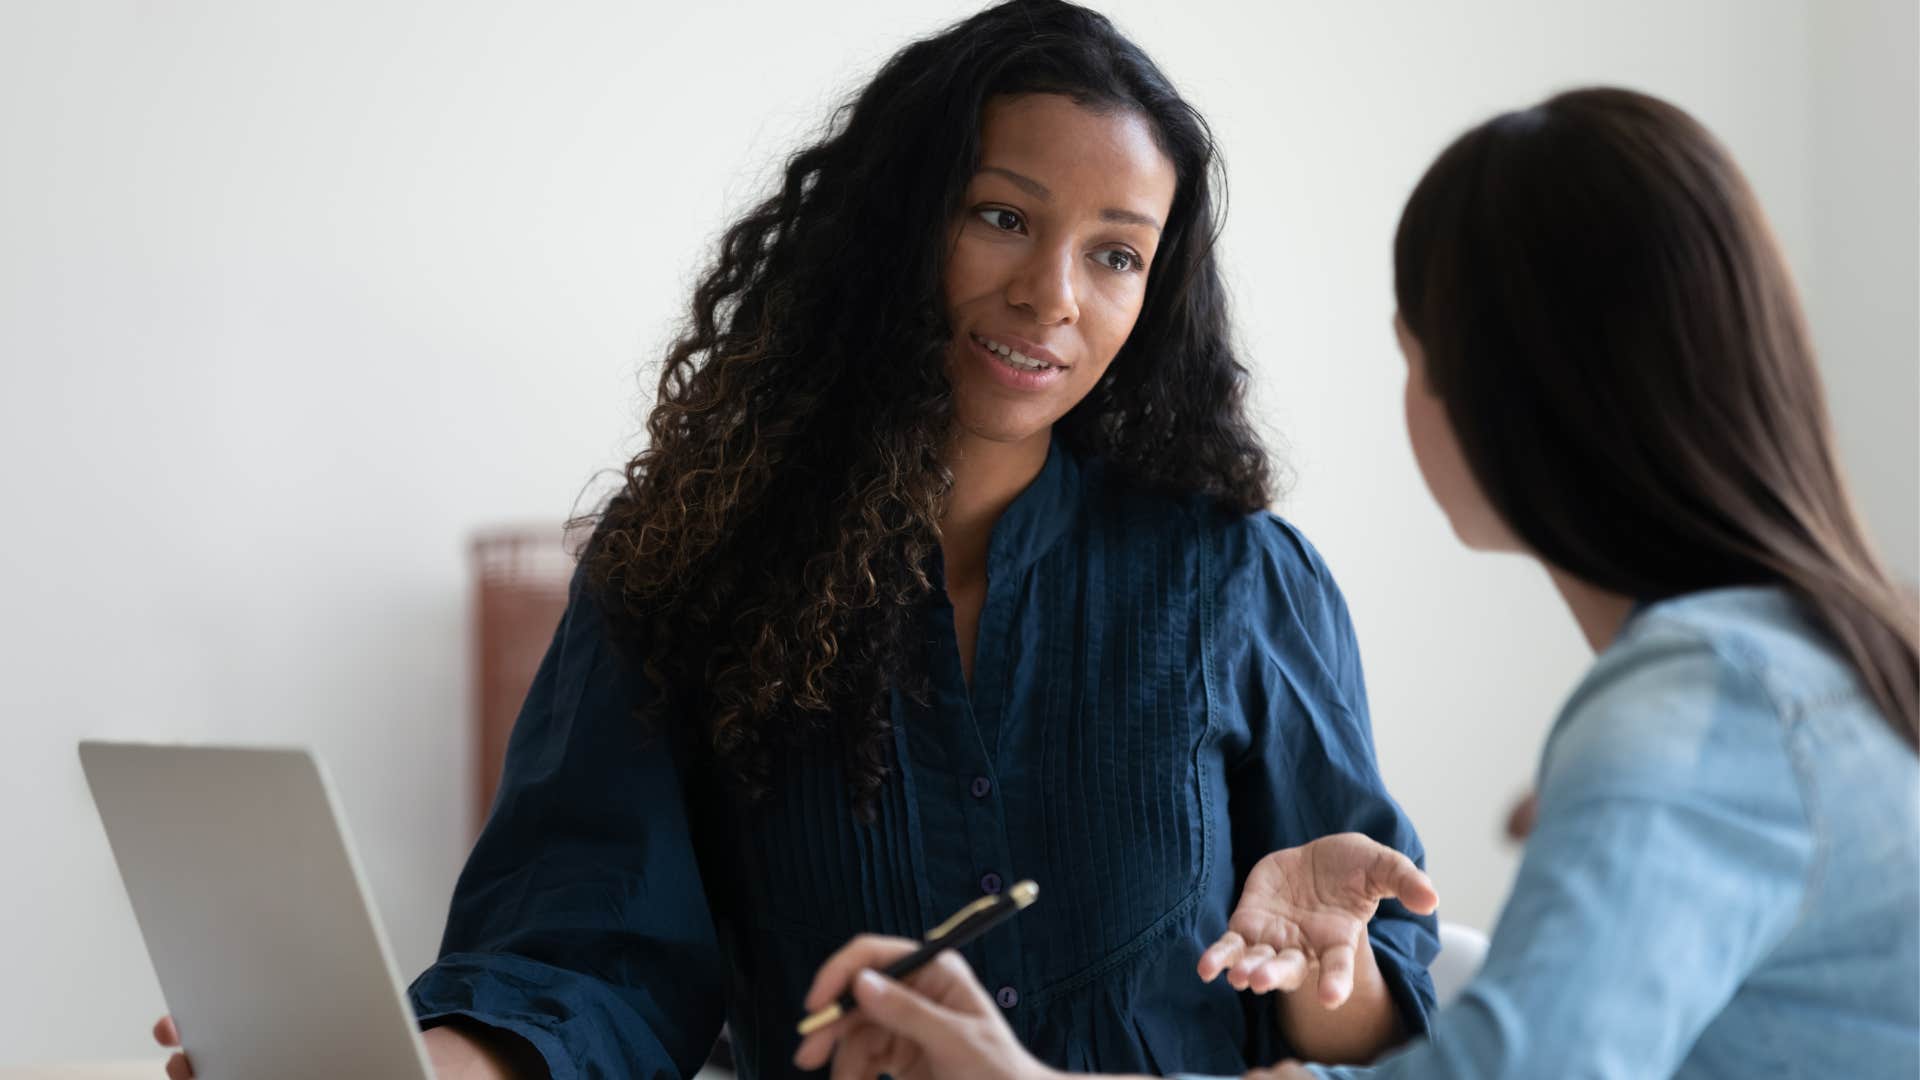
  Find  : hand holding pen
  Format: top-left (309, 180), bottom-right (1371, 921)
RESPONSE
top-left (792, 937), bottom-right (1054, 1080)
top-left (793, 882), bottom-right (1044, 1079)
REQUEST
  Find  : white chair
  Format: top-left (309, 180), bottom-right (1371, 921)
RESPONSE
top-left (1430, 921), bottom-right (1491, 1007)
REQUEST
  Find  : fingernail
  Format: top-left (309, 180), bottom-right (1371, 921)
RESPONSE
top-left (855, 970), bottom-right (885, 993)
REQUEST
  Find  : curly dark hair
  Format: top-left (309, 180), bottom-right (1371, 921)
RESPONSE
top-left (581, 0), bottom-right (1275, 813)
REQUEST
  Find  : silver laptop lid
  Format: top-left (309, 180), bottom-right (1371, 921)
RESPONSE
top-left (79, 742), bottom-right (434, 1080)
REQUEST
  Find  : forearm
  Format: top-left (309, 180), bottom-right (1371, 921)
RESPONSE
top-left (1273, 937), bottom-right (1403, 1065)
top-left (424, 1020), bottom-right (550, 1080)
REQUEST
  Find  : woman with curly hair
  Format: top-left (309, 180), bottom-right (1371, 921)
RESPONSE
top-left (155, 3), bottom-right (1440, 1078)
top-left (791, 86), bottom-right (1920, 1080)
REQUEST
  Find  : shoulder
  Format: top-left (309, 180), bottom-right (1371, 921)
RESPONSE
top-left (1202, 504), bottom-right (1349, 635)
top-left (1072, 458), bottom-right (1352, 641)
top-left (1205, 505), bottom-right (1335, 582)
top-left (1075, 458), bottom-right (1324, 577)
top-left (547, 561), bottom-right (657, 718)
top-left (1186, 499), bottom-right (1358, 673)
top-left (1540, 588), bottom-right (1810, 812)
top-left (1630, 587), bottom-right (1866, 711)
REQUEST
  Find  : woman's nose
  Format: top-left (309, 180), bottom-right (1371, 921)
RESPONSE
top-left (1005, 244), bottom-right (1079, 326)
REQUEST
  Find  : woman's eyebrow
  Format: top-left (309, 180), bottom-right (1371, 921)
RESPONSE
top-left (979, 166), bottom-right (1163, 232)
top-left (981, 165), bottom-right (1052, 199)
top-left (1101, 207), bottom-right (1162, 232)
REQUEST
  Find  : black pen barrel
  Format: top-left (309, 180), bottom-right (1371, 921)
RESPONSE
top-left (828, 896), bottom-right (1019, 1013)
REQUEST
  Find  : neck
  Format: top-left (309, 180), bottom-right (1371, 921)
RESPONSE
top-left (1545, 564), bottom-right (1637, 653)
top-left (939, 429), bottom-right (1051, 586)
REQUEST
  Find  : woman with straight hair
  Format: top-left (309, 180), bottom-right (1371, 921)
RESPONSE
top-left (155, 2), bottom-right (1443, 1078)
top-left (794, 85), bottom-right (1920, 1080)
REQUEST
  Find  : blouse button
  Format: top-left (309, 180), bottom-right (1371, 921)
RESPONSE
top-left (979, 872), bottom-right (1003, 895)
top-left (995, 985), bottom-right (1020, 1009)
top-left (969, 775), bottom-right (992, 799)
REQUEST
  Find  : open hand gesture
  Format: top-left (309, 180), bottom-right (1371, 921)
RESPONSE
top-left (1197, 833), bottom-right (1438, 1009)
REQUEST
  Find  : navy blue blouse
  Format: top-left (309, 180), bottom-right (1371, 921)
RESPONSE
top-left (408, 442), bottom-right (1437, 1080)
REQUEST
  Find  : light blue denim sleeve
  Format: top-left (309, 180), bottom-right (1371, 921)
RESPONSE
top-left (1299, 628), bottom-right (1816, 1080)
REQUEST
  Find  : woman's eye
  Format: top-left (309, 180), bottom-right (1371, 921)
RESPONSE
top-left (977, 208), bottom-right (1023, 232)
top-left (1099, 250), bottom-right (1140, 273)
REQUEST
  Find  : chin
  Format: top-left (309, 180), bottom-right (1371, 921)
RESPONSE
top-left (950, 397), bottom-right (1056, 447)
top-left (954, 416), bottom-right (1052, 446)
top-left (1451, 519), bottom-right (1525, 554)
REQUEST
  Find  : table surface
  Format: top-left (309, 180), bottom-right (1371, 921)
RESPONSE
top-left (0, 1063), bottom-right (735, 1080)
top-left (0, 1065), bottom-right (165, 1079)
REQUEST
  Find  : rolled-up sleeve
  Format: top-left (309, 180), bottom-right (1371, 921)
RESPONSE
top-left (408, 574), bottom-right (725, 1080)
top-left (1218, 515), bottom-right (1440, 1056)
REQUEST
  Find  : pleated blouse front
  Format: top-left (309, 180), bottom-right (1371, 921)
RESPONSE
top-left (408, 442), bottom-right (1438, 1080)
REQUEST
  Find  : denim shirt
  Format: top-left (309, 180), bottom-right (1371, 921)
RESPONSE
top-left (407, 442), bottom-right (1437, 1080)
top-left (1290, 587), bottom-right (1918, 1079)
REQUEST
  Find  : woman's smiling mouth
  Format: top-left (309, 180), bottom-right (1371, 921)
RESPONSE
top-left (971, 332), bottom-right (1065, 371)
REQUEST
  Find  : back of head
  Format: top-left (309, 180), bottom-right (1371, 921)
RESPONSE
top-left (1393, 86), bottom-right (1917, 746)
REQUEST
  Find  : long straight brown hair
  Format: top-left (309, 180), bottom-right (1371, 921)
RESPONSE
top-left (1394, 87), bottom-right (1918, 748)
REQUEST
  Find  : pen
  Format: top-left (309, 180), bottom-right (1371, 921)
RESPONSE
top-left (796, 879), bottom-right (1039, 1036)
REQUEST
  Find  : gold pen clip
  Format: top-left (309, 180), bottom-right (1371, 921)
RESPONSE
top-left (925, 893), bottom-right (1000, 942)
top-left (927, 880), bottom-right (1040, 940)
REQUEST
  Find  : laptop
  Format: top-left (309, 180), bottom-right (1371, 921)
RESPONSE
top-left (79, 741), bottom-right (436, 1080)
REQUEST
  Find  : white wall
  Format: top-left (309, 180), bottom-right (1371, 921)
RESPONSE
top-left (1, 0), bottom-right (1910, 1064)
top-left (1808, 0), bottom-right (1920, 581)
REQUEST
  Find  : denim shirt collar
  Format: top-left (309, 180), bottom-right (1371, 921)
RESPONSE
top-left (984, 437), bottom-right (1082, 580)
